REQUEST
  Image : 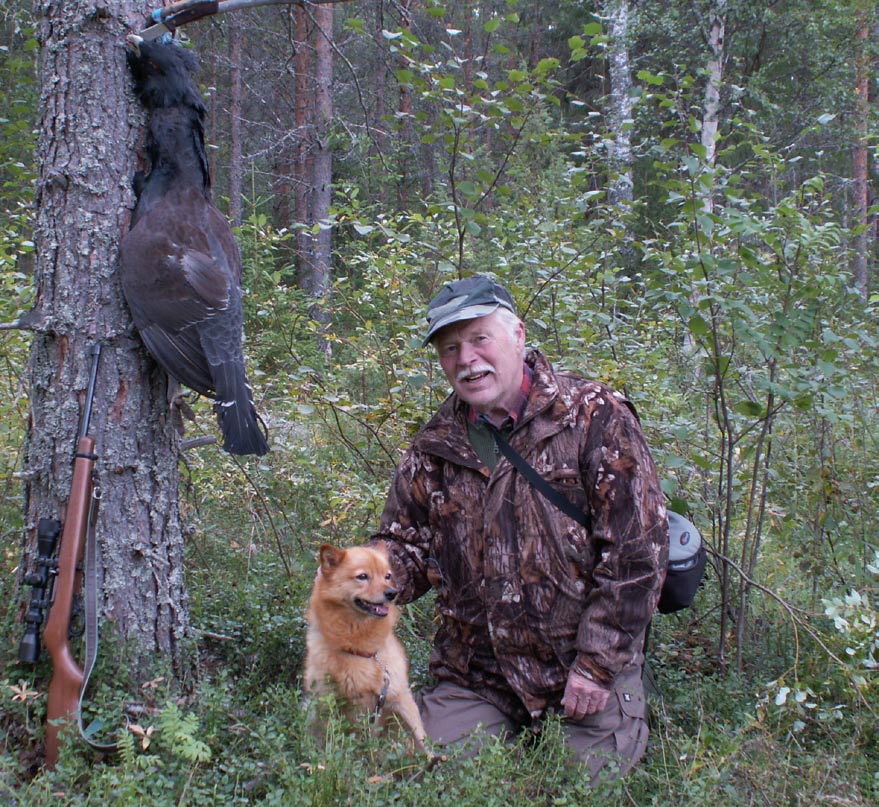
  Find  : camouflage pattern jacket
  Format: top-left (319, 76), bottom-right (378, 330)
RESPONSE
top-left (373, 350), bottom-right (668, 722)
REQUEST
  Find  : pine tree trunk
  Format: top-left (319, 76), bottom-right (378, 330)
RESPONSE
top-left (310, 2), bottom-right (334, 354)
top-left (852, 6), bottom-right (871, 300)
top-left (23, 0), bottom-right (192, 687)
top-left (294, 4), bottom-right (312, 286)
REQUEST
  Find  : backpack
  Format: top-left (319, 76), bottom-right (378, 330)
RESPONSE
top-left (657, 511), bottom-right (707, 613)
top-left (485, 423), bottom-right (707, 613)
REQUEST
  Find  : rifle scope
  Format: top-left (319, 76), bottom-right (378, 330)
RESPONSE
top-left (18, 518), bottom-right (61, 664)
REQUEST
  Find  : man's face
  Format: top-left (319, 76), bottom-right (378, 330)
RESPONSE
top-left (434, 311), bottom-right (526, 423)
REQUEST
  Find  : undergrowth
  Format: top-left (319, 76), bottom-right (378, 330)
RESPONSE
top-left (3, 545), bottom-right (877, 806)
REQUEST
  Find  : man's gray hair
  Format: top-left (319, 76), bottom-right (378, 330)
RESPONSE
top-left (494, 306), bottom-right (527, 359)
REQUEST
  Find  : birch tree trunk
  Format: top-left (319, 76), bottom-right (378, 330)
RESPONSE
top-left (701, 0), bottom-right (725, 197)
top-left (603, 0), bottom-right (634, 212)
top-left (22, 0), bottom-right (191, 689)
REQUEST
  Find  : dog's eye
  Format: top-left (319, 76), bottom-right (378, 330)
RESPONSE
top-left (385, 573), bottom-right (392, 582)
top-left (356, 573), bottom-right (369, 581)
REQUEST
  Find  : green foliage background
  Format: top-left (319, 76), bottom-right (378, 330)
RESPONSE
top-left (2, 0), bottom-right (878, 803)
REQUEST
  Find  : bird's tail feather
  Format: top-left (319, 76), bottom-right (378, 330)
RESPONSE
top-left (213, 362), bottom-right (269, 456)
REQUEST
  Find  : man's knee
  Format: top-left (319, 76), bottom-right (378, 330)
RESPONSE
top-left (562, 670), bottom-right (649, 781)
top-left (416, 681), bottom-right (517, 752)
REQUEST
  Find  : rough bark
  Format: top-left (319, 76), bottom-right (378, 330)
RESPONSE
top-left (294, 4), bottom-right (312, 285)
top-left (397, 0), bottom-right (413, 207)
top-left (23, 0), bottom-right (191, 685)
top-left (310, 2), bottom-right (334, 352)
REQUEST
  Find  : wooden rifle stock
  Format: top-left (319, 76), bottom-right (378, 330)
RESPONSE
top-left (42, 345), bottom-right (101, 768)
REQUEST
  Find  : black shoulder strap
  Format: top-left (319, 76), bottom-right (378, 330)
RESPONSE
top-left (485, 422), bottom-right (591, 530)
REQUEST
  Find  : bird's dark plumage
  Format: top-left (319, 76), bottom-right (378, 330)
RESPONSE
top-left (120, 37), bottom-right (268, 456)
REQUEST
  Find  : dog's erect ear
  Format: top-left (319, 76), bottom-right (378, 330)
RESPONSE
top-left (319, 544), bottom-right (344, 571)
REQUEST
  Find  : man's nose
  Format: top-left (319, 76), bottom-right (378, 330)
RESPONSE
top-left (457, 341), bottom-right (477, 363)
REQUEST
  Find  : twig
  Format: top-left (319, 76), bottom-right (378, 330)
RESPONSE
top-left (181, 435), bottom-right (218, 450)
top-left (0, 319), bottom-right (33, 331)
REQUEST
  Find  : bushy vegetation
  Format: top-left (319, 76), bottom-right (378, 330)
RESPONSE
top-left (3, 198), bottom-right (877, 802)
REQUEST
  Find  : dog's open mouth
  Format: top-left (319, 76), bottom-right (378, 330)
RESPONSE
top-left (354, 598), bottom-right (390, 618)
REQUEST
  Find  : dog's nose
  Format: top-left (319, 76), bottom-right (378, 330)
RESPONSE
top-left (384, 588), bottom-right (399, 602)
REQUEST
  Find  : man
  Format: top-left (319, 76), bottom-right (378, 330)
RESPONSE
top-left (371, 275), bottom-right (668, 779)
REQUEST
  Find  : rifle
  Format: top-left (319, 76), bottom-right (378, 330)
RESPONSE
top-left (40, 343), bottom-right (104, 768)
top-left (137, 0), bottom-right (350, 41)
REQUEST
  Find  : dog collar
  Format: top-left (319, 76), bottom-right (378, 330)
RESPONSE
top-left (342, 647), bottom-right (376, 660)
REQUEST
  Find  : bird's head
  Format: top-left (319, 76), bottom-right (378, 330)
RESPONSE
top-left (125, 35), bottom-right (206, 114)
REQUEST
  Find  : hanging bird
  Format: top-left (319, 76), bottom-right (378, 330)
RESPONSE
top-left (120, 36), bottom-right (268, 456)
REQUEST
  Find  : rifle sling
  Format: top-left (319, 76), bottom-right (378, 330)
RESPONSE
top-left (79, 485), bottom-right (118, 754)
top-left (485, 423), bottom-right (591, 530)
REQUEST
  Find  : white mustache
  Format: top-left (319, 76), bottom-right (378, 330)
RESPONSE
top-left (457, 365), bottom-right (495, 382)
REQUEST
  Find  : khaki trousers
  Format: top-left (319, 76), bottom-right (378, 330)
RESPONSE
top-left (415, 669), bottom-right (648, 782)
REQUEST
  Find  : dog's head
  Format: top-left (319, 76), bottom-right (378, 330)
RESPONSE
top-left (317, 543), bottom-right (399, 619)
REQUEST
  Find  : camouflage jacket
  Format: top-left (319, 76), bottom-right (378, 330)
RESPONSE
top-left (373, 350), bottom-right (668, 722)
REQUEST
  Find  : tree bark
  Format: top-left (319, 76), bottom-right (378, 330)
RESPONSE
top-left (397, 0), bottom-right (413, 207)
top-left (701, 0), bottom-right (725, 195)
top-left (852, 5), bottom-right (871, 300)
top-left (23, 0), bottom-right (191, 687)
top-left (228, 15), bottom-right (245, 227)
top-left (309, 2), bottom-right (334, 354)
top-left (294, 4), bottom-right (312, 286)
top-left (604, 0), bottom-right (634, 211)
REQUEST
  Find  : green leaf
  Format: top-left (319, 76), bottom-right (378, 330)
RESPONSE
top-left (734, 400), bottom-right (765, 417)
top-left (636, 69), bottom-right (664, 86)
top-left (687, 314), bottom-right (710, 336)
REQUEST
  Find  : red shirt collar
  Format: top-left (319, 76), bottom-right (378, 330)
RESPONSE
top-left (466, 364), bottom-right (533, 426)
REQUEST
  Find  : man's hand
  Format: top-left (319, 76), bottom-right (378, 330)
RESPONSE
top-left (561, 670), bottom-right (611, 720)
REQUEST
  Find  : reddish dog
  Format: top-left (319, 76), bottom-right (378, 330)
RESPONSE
top-left (304, 543), bottom-right (428, 755)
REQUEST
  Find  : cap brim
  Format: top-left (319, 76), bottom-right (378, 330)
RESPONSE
top-left (422, 303), bottom-right (503, 346)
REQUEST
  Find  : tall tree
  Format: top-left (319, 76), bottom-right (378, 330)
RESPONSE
top-left (228, 15), bottom-right (245, 226)
top-left (851, 2), bottom-right (872, 300)
top-left (699, 0), bottom-right (725, 208)
top-left (310, 0), bottom-right (334, 337)
top-left (603, 0), bottom-right (634, 212)
top-left (22, 0), bottom-right (192, 695)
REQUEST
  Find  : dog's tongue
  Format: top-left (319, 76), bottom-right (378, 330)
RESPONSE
top-left (373, 603), bottom-right (390, 617)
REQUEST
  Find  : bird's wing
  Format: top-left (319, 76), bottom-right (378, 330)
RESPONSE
top-left (119, 190), bottom-right (242, 397)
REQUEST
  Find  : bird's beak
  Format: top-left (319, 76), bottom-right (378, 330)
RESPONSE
top-left (126, 34), bottom-right (144, 57)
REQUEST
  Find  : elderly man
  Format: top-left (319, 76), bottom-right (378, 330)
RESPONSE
top-left (371, 275), bottom-right (668, 779)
